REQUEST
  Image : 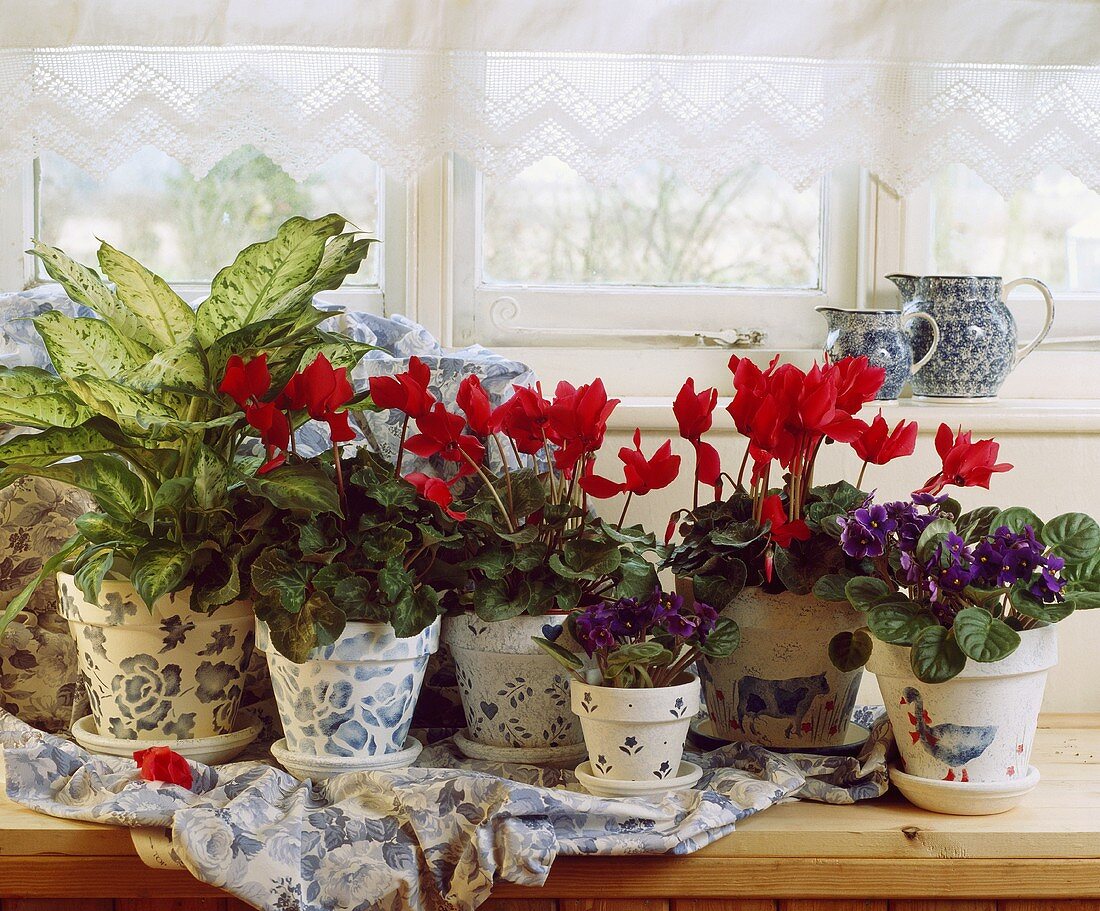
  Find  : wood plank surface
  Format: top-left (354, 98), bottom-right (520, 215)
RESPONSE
top-left (2, 724), bottom-right (1100, 902)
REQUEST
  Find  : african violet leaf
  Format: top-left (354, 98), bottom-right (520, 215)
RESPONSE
top-left (953, 606), bottom-right (1022, 662)
top-left (1041, 513), bottom-right (1100, 564)
top-left (828, 629), bottom-right (873, 671)
top-left (910, 625), bottom-right (967, 683)
top-left (866, 599), bottom-right (938, 645)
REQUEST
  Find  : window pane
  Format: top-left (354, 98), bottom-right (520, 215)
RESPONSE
top-left (931, 165), bottom-right (1100, 291)
top-left (38, 147), bottom-right (381, 285)
top-left (481, 159), bottom-right (822, 288)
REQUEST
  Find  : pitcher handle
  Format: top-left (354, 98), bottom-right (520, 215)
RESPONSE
top-left (1004, 277), bottom-right (1055, 366)
top-left (902, 311), bottom-right (941, 374)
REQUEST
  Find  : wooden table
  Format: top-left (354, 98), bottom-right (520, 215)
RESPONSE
top-left (1, 716), bottom-right (1098, 911)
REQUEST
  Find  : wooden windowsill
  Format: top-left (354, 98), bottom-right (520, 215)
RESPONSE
top-left (1, 715), bottom-right (1099, 903)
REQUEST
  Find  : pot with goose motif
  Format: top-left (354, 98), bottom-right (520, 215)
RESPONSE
top-left (869, 625), bottom-right (1057, 814)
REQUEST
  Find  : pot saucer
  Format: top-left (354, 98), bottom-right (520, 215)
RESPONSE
top-left (72, 711), bottom-right (262, 765)
top-left (454, 729), bottom-right (588, 766)
top-left (271, 736), bottom-right (423, 782)
top-left (688, 717), bottom-right (870, 756)
top-left (889, 764), bottom-right (1040, 815)
top-left (575, 760), bottom-right (703, 798)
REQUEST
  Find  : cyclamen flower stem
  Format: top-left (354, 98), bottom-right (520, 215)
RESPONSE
top-left (332, 443), bottom-right (347, 514)
top-left (492, 433), bottom-right (516, 517)
top-left (616, 491), bottom-right (634, 530)
top-left (856, 460), bottom-right (869, 490)
top-left (460, 449), bottom-right (516, 532)
top-left (737, 445), bottom-right (750, 488)
top-left (393, 414), bottom-right (410, 477)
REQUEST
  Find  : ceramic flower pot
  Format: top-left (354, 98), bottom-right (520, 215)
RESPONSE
top-left (57, 573), bottom-right (254, 741)
top-left (257, 617), bottom-right (440, 757)
top-left (692, 586), bottom-right (865, 749)
top-left (442, 612), bottom-right (583, 753)
top-left (570, 675), bottom-right (700, 781)
top-left (868, 625), bottom-right (1057, 785)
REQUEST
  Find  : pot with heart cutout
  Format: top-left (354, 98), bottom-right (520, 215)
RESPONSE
top-left (442, 612), bottom-right (587, 763)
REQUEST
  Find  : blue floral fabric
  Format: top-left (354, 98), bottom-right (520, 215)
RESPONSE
top-left (1, 708), bottom-right (889, 911)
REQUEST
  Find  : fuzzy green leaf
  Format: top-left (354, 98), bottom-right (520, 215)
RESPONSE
top-left (990, 506), bottom-right (1044, 537)
top-left (1009, 586), bottom-right (1075, 623)
top-left (844, 576), bottom-right (894, 611)
top-left (828, 629), bottom-right (873, 671)
top-left (910, 625), bottom-right (968, 683)
top-left (953, 606), bottom-right (1022, 662)
top-left (1042, 513), bottom-right (1100, 564)
top-left (866, 599), bottom-right (939, 645)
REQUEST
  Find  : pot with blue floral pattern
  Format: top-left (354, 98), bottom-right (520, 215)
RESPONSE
top-left (258, 617), bottom-right (439, 758)
top-left (56, 573), bottom-right (254, 741)
top-left (886, 274), bottom-right (1055, 401)
top-left (571, 674), bottom-right (699, 782)
top-left (443, 612), bottom-right (588, 763)
top-left (816, 306), bottom-right (941, 402)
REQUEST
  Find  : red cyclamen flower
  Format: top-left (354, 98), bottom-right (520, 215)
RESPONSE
top-left (404, 472), bottom-right (466, 520)
top-left (219, 354), bottom-right (271, 408)
top-left (134, 746), bottom-right (192, 790)
top-left (279, 353), bottom-right (356, 443)
top-left (673, 377), bottom-right (721, 488)
top-left (367, 356), bottom-right (435, 419)
top-left (829, 355), bottom-right (887, 415)
top-left (456, 374), bottom-right (494, 437)
top-left (760, 494), bottom-right (811, 548)
top-left (852, 413), bottom-right (919, 466)
top-left (404, 403), bottom-right (486, 476)
top-left (547, 378), bottom-right (620, 477)
top-left (580, 429), bottom-right (681, 498)
top-left (914, 423), bottom-right (1013, 496)
top-left (497, 384), bottom-right (552, 455)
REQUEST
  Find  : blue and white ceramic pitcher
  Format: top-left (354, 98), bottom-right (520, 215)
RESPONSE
top-left (816, 307), bottom-right (941, 403)
top-left (886, 274), bottom-right (1055, 401)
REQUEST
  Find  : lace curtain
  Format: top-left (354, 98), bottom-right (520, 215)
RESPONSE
top-left (2, 0), bottom-right (1099, 194)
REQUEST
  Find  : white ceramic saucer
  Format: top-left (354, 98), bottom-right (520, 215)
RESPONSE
top-left (271, 736), bottom-right (423, 782)
top-left (889, 764), bottom-right (1040, 815)
top-left (454, 729), bottom-right (588, 767)
top-left (575, 760), bottom-right (704, 798)
top-left (689, 717), bottom-right (870, 756)
top-left (72, 711), bottom-right (262, 765)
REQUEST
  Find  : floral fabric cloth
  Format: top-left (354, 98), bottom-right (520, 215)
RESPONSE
top-left (1, 708), bottom-right (889, 911)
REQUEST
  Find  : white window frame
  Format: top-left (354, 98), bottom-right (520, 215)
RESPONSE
top-left (0, 162), bottom-right (409, 318)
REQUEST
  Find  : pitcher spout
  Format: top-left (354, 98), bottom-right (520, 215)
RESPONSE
top-left (885, 273), bottom-right (920, 303)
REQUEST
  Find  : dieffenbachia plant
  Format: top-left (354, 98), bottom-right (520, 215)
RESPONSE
top-left (0, 215), bottom-right (375, 630)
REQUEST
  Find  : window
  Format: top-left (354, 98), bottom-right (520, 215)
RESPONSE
top-left (452, 159), bottom-right (860, 355)
top-left (6, 146), bottom-right (407, 313)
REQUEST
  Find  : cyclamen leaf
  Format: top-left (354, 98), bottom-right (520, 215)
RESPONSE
top-left (97, 241), bottom-right (195, 348)
top-left (259, 589), bottom-right (346, 663)
top-left (251, 547), bottom-right (312, 613)
top-left (828, 629), bottom-right (873, 671)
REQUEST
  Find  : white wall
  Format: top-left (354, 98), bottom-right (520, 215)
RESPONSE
top-left (588, 402), bottom-right (1100, 713)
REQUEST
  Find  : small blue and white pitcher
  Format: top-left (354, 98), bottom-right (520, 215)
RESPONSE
top-left (816, 306), bottom-right (941, 403)
top-left (886, 274), bottom-right (1055, 401)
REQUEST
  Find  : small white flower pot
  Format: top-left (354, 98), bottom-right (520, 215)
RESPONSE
top-left (56, 572), bottom-right (254, 741)
top-left (257, 617), bottom-right (439, 758)
top-left (570, 675), bottom-right (700, 781)
top-left (869, 625), bottom-right (1057, 788)
top-left (691, 585), bottom-right (865, 749)
top-left (443, 612), bottom-right (584, 754)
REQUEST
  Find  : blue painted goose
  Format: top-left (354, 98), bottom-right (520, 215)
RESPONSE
top-left (902, 687), bottom-right (997, 777)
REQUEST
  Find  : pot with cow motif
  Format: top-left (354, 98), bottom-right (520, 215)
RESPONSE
top-left (696, 587), bottom-right (865, 749)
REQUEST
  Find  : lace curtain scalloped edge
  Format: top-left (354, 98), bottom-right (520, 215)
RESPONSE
top-left (2, 46), bottom-right (1100, 195)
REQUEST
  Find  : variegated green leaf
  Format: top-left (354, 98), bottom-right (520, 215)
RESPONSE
top-left (0, 424), bottom-right (118, 465)
top-left (131, 541), bottom-right (192, 608)
top-left (0, 367), bottom-right (91, 428)
top-left (0, 455), bottom-right (146, 519)
top-left (0, 535), bottom-right (83, 638)
top-left (301, 331), bottom-right (379, 373)
top-left (269, 233), bottom-right (375, 314)
top-left (123, 333), bottom-right (210, 396)
top-left (32, 312), bottom-right (140, 379)
top-left (196, 214), bottom-right (346, 346)
top-left (192, 445), bottom-right (231, 510)
top-left (65, 374), bottom-right (181, 437)
top-left (97, 241), bottom-right (196, 348)
top-left (29, 240), bottom-right (156, 353)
